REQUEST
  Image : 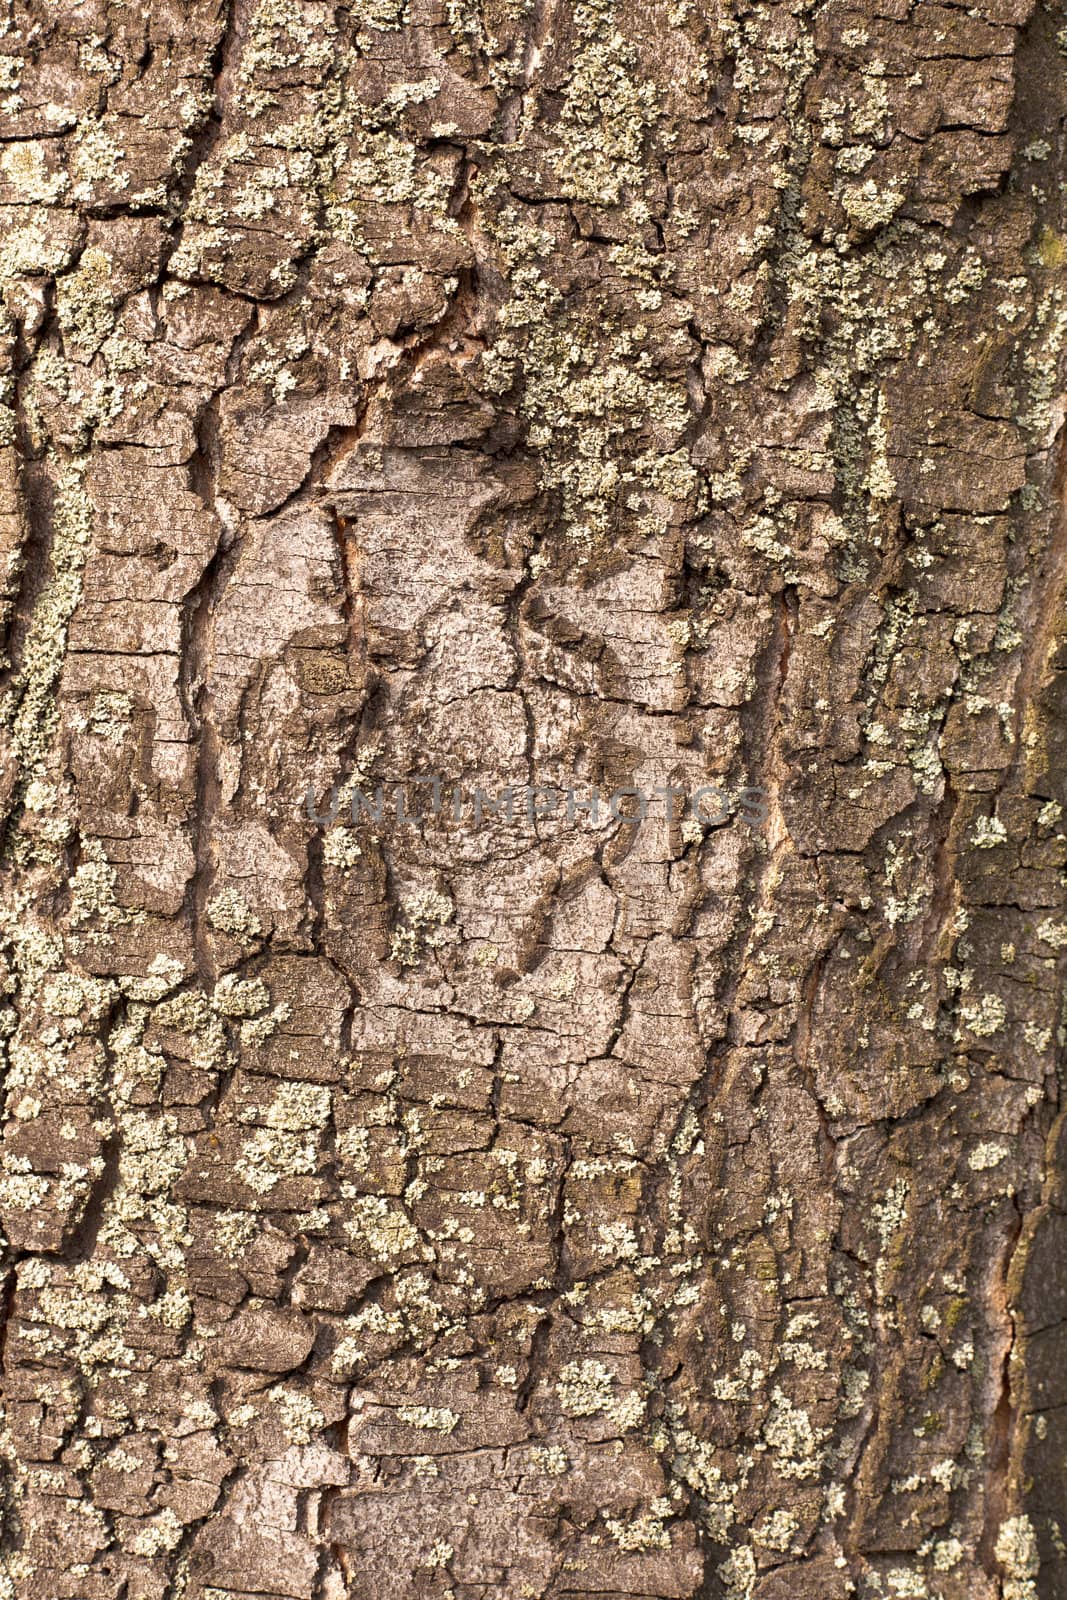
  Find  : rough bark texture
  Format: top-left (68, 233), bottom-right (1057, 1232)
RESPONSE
top-left (0, 0), bottom-right (1065, 1597)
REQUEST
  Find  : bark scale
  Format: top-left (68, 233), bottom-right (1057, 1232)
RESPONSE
top-left (0, 1), bottom-right (1064, 1597)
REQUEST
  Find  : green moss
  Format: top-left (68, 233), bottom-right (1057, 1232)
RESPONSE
top-left (1036, 227), bottom-right (1065, 270)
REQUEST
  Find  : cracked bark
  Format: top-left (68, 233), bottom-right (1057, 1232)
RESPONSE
top-left (0, 1), bottom-right (1065, 1598)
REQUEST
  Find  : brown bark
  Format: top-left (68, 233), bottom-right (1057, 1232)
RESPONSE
top-left (0, 0), bottom-right (1064, 1596)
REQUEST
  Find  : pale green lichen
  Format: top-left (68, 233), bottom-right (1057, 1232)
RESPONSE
top-left (239, 1002), bottom-right (291, 1048)
top-left (717, 1543), bottom-right (757, 1600)
top-left (752, 1508), bottom-right (799, 1552)
top-left (236, 0), bottom-right (337, 117)
top-left (968, 1142), bottom-right (1009, 1172)
top-left (323, 827), bottom-right (363, 868)
top-left (1, 141), bottom-right (68, 204)
top-left (605, 1497), bottom-right (674, 1552)
top-left (69, 118), bottom-right (130, 202)
top-left (995, 1516), bottom-right (1040, 1600)
top-left (970, 815), bottom-right (1008, 850)
top-left (556, 1357), bottom-right (617, 1417)
top-left (235, 1124), bottom-right (320, 1194)
top-left (56, 246), bottom-right (116, 356)
top-left (841, 178), bottom-right (905, 233)
top-left (391, 888), bottom-right (454, 965)
top-left (213, 974), bottom-right (271, 1017)
top-left (345, 1194), bottom-right (423, 1260)
top-left (126, 1508), bottom-right (184, 1558)
top-left (762, 1387), bottom-right (827, 1481)
top-left (395, 1404), bottom-right (459, 1433)
top-left (958, 992), bottom-right (1007, 1039)
top-left (70, 840), bottom-right (144, 931)
top-left (3, 461), bottom-right (93, 780)
top-left (206, 887), bottom-right (263, 942)
top-left (270, 1385), bottom-right (327, 1444)
top-left (549, 11), bottom-right (659, 206)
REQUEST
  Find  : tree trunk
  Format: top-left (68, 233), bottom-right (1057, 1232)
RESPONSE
top-left (0, 1), bottom-right (1065, 1596)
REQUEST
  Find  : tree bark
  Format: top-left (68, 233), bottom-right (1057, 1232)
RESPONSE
top-left (0, 0), bottom-right (1065, 1596)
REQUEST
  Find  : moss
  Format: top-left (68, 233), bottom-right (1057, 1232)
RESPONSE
top-left (1036, 227), bottom-right (1066, 270)
top-left (921, 1352), bottom-right (944, 1392)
